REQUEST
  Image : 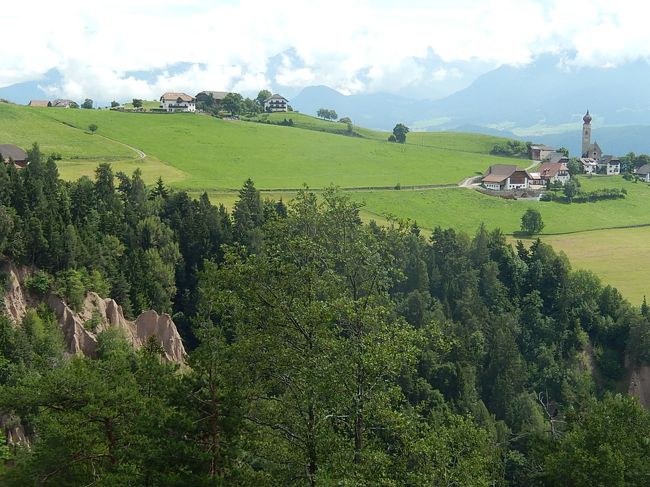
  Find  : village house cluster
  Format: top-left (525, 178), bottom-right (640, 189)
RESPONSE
top-left (158, 91), bottom-right (289, 113)
top-left (27, 92), bottom-right (290, 114)
top-left (481, 110), bottom-right (627, 192)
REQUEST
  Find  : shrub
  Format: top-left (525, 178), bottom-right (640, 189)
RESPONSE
top-left (25, 271), bottom-right (52, 296)
top-left (541, 188), bottom-right (627, 204)
top-left (0, 271), bottom-right (9, 292)
top-left (84, 310), bottom-right (103, 332)
top-left (53, 269), bottom-right (85, 311)
top-left (490, 140), bottom-right (531, 158)
top-left (80, 268), bottom-right (110, 297)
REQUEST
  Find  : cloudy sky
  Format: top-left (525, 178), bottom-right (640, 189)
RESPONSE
top-left (2, 0), bottom-right (650, 101)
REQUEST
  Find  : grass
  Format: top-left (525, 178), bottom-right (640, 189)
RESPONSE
top-left (247, 114), bottom-right (512, 154)
top-left (358, 176), bottom-right (650, 235)
top-left (56, 156), bottom-right (187, 184)
top-left (405, 131), bottom-right (515, 155)
top-left (121, 100), bottom-right (160, 110)
top-left (0, 103), bottom-right (133, 159)
top-left (528, 226), bottom-right (650, 305)
top-left (25, 106), bottom-right (516, 191)
top-left (245, 112), bottom-right (389, 140)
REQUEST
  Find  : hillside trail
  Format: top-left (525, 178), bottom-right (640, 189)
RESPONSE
top-left (96, 133), bottom-right (146, 160)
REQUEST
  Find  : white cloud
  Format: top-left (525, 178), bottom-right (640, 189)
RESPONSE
top-left (3, 0), bottom-right (650, 100)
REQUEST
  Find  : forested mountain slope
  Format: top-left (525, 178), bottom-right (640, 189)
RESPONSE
top-left (2, 146), bottom-right (650, 484)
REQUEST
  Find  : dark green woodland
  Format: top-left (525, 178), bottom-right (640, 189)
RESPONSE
top-left (1, 144), bottom-right (650, 485)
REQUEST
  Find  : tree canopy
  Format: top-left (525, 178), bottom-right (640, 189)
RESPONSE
top-left (391, 123), bottom-right (409, 143)
top-left (0, 147), bottom-right (649, 485)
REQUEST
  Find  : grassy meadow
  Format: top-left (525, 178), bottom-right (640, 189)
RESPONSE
top-left (358, 176), bottom-right (650, 235)
top-left (244, 112), bottom-right (382, 138)
top-left (16, 104), bottom-right (516, 190)
top-left (534, 226), bottom-right (650, 305)
top-left (0, 103), bottom-right (133, 159)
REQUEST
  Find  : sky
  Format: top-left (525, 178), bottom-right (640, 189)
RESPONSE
top-left (3, 0), bottom-right (650, 102)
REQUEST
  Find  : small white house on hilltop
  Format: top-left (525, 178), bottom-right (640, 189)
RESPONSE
top-left (264, 94), bottom-right (289, 112)
top-left (159, 92), bottom-right (196, 112)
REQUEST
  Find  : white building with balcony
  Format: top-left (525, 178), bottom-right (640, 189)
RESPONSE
top-left (159, 92), bottom-right (196, 112)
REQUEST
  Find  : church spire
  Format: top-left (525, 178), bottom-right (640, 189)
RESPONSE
top-left (583, 109), bottom-right (592, 124)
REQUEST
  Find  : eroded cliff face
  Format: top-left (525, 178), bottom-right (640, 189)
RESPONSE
top-left (1, 262), bottom-right (185, 363)
top-left (2, 264), bottom-right (32, 325)
top-left (1, 262), bottom-right (186, 446)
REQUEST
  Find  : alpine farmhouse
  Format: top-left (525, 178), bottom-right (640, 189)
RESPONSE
top-left (159, 92), bottom-right (196, 113)
top-left (264, 94), bottom-right (289, 112)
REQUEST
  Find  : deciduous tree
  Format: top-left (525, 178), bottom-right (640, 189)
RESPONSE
top-left (520, 208), bottom-right (544, 235)
top-left (391, 123), bottom-right (409, 143)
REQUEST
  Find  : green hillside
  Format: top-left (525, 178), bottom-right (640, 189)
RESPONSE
top-left (5, 104), bottom-right (517, 191)
top-left (0, 104), bottom-right (133, 159)
top-left (243, 112), bottom-right (378, 137)
top-left (359, 176), bottom-right (650, 235)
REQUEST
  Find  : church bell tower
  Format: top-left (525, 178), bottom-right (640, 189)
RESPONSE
top-left (582, 110), bottom-right (592, 157)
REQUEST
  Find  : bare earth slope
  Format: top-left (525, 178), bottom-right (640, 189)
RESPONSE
top-left (2, 262), bottom-right (185, 363)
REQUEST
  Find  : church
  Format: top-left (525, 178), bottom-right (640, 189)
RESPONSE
top-left (579, 110), bottom-right (621, 175)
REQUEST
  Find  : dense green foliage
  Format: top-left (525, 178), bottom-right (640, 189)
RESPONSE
top-left (316, 108), bottom-right (338, 120)
top-left (541, 186), bottom-right (627, 203)
top-left (490, 139), bottom-right (532, 158)
top-left (391, 123), bottom-right (409, 143)
top-left (2, 149), bottom-right (650, 484)
top-left (521, 208), bottom-right (544, 234)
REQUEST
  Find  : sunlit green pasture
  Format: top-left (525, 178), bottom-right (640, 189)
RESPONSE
top-left (28, 106), bottom-right (515, 190)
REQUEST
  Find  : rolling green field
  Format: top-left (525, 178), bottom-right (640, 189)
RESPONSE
top-left (244, 112), bottom-right (381, 138)
top-left (358, 176), bottom-right (650, 234)
top-left (0, 103), bottom-right (133, 159)
top-left (535, 226), bottom-right (650, 305)
top-left (252, 113), bottom-right (514, 154)
top-left (6, 103), bottom-right (517, 191)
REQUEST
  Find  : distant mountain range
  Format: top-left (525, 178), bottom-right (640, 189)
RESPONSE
top-left (290, 55), bottom-right (650, 154)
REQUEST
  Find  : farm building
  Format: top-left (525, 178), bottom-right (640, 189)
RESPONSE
top-left (481, 164), bottom-right (532, 191)
top-left (264, 94), bottom-right (289, 112)
top-left (538, 162), bottom-right (570, 185)
top-left (159, 92), bottom-right (196, 113)
top-left (635, 164), bottom-right (650, 182)
top-left (28, 100), bottom-right (51, 107)
top-left (530, 144), bottom-right (555, 161)
top-left (580, 157), bottom-right (599, 175)
top-left (195, 91), bottom-right (229, 104)
top-left (51, 99), bottom-right (76, 108)
top-left (0, 144), bottom-right (28, 168)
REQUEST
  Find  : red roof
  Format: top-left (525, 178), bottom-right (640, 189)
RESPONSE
top-left (538, 162), bottom-right (567, 179)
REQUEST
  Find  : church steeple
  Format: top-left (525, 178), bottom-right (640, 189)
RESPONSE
top-left (582, 109), bottom-right (592, 156)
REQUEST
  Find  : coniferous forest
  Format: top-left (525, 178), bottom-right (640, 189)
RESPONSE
top-left (2, 145), bottom-right (650, 485)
